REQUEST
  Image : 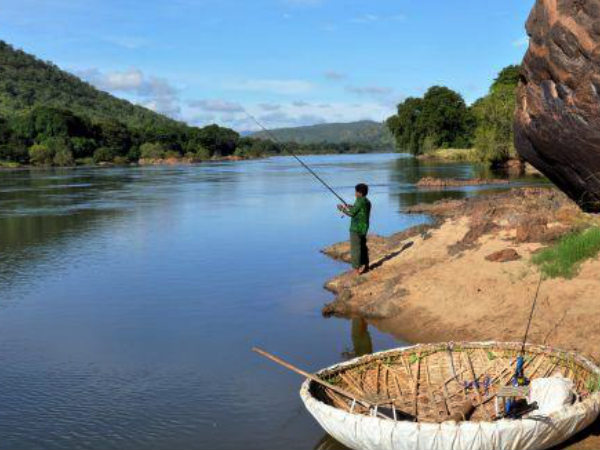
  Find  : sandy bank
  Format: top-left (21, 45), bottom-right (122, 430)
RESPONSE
top-left (322, 188), bottom-right (600, 362)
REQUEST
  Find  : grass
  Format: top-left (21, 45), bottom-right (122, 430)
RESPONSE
top-left (532, 227), bottom-right (600, 279)
top-left (421, 148), bottom-right (478, 162)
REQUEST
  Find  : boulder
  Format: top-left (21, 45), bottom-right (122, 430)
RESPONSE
top-left (485, 249), bottom-right (522, 263)
top-left (515, 0), bottom-right (600, 212)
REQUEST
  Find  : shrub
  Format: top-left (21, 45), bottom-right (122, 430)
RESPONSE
top-left (113, 156), bottom-right (129, 165)
top-left (127, 146), bottom-right (140, 162)
top-left (53, 149), bottom-right (75, 166)
top-left (93, 147), bottom-right (116, 163)
top-left (28, 143), bottom-right (55, 166)
top-left (139, 142), bottom-right (166, 159)
top-left (195, 146), bottom-right (211, 160)
top-left (164, 150), bottom-right (181, 159)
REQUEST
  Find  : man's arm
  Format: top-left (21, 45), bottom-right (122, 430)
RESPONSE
top-left (338, 199), bottom-right (363, 217)
top-left (337, 203), bottom-right (353, 216)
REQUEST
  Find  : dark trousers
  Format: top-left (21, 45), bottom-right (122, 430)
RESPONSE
top-left (350, 232), bottom-right (369, 270)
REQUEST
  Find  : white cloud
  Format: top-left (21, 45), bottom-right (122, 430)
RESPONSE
top-left (187, 100), bottom-right (394, 131)
top-left (78, 67), bottom-right (181, 116)
top-left (350, 14), bottom-right (379, 24)
top-left (189, 99), bottom-right (245, 112)
top-left (324, 70), bottom-right (346, 80)
top-left (103, 36), bottom-right (150, 49)
top-left (350, 13), bottom-right (406, 24)
top-left (346, 85), bottom-right (394, 96)
top-left (225, 78), bottom-right (314, 95)
top-left (258, 103), bottom-right (282, 111)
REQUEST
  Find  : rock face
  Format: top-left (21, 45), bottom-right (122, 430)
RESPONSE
top-left (515, 0), bottom-right (600, 212)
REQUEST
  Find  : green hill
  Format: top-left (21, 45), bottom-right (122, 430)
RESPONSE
top-left (252, 120), bottom-right (395, 149)
top-left (0, 40), bottom-right (243, 165)
top-left (0, 40), bottom-right (182, 130)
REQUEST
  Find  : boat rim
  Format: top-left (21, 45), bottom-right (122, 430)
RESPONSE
top-left (300, 341), bottom-right (600, 426)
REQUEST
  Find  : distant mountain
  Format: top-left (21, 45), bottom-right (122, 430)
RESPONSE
top-left (251, 120), bottom-right (395, 149)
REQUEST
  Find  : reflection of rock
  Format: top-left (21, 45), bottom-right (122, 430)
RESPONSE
top-left (515, 0), bottom-right (600, 212)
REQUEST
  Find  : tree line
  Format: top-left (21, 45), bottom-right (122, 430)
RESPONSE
top-left (385, 65), bottom-right (521, 165)
top-left (0, 105), bottom-right (378, 166)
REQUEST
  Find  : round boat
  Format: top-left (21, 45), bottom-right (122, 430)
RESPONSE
top-left (300, 342), bottom-right (600, 450)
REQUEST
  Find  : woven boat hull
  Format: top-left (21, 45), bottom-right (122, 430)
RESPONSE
top-left (300, 342), bottom-right (600, 450)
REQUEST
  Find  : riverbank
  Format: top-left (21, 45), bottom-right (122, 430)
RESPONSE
top-left (322, 187), bottom-right (600, 362)
top-left (417, 149), bottom-right (542, 176)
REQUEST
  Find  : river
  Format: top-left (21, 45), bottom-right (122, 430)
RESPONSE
top-left (0, 153), bottom-right (543, 450)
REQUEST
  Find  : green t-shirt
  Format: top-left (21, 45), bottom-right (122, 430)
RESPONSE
top-left (347, 196), bottom-right (371, 235)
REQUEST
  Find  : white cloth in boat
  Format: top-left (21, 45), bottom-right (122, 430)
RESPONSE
top-left (528, 376), bottom-right (575, 415)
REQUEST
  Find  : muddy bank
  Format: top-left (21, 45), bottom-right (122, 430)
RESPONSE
top-left (322, 187), bottom-right (600, 363)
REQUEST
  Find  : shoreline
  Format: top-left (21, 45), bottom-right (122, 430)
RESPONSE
top-left (0, 150), bottom-right (394, 171)
top-left (321, 187), bottom-right (600, 362)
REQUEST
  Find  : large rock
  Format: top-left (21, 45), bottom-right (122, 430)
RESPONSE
top-left (515, 0), bottom-right (600, 212)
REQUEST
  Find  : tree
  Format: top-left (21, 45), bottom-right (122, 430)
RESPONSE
top-left (386, 87), bottom-right (474, 155)
top-left (93, 147), bottom-right (116, 163)
top-left (139, 142), bottom-right (166, 159)
top-left (195, 124), bottom-right (240, 157)
top-left (472, 65), bottom-right (521, 164)
top-left (53, 148), bottom-right (75, 166)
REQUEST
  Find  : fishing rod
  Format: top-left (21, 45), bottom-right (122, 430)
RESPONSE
top-left (521, 273), bottom-right (544, 355)
top-left (245, 111), bottom-right (349, 206)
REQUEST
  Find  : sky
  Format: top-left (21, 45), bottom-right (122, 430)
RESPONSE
top-left (0, 0), bottom-right (534, 131)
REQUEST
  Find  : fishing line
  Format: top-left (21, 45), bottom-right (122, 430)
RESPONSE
top-left (244, 111), bottom-right (349, 206)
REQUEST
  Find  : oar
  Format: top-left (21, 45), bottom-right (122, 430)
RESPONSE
top-left (252, 347), bottom-right (397, 417)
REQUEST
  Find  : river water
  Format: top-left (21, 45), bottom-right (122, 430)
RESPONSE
top-left (0, 153), bottom-right (543, 450)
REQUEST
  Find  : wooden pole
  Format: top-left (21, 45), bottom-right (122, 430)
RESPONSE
top-left (466, 351), bottom-right (491, 420)
top-left (253, 347), bottom-right (377, 411)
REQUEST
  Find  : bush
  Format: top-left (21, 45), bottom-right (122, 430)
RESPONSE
top-left (93, 147), bottom-right (116, 163)
top-left (53, 149), bottom-right (75, 166)
top-left (113, 156), bottom-right (129, 165)
top-left (195, 146), bottom-right (211, 160)
top-left (127, 146), bottom-right (140, 161)
top-left (28, 143), bottom-right (55, 166)
top-left (139, 142), bottom-right (166, 159)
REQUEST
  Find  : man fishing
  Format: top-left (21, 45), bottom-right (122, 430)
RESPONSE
top-left (338, 183), bottom-right (371, 275)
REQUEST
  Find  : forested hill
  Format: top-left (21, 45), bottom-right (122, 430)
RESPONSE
top-left (0, 40), bottom-right (180, 130)
top-left (252, 120), bottom-right (395, 149)
top-left (0, 41), bottom-right (394, 166)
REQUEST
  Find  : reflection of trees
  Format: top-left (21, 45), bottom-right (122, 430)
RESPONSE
top-left (388, 157), bottom-right (517, 211)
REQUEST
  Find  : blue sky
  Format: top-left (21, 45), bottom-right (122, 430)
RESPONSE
top-left (0, 0), bottom-right (533, 131)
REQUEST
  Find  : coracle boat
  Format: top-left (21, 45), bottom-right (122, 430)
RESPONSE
top-left (298, 342), bottom-right (600, 450)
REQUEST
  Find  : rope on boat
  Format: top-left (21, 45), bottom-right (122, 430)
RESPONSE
top-left (244, 111), bottom-right (349, 206)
